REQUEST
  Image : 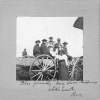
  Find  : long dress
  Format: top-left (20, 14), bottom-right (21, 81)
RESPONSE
top-left (58, 60), bottom-right (69, 81)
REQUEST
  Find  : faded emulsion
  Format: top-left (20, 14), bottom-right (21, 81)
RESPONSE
top-left (16, 17), bottom-right (83, 82)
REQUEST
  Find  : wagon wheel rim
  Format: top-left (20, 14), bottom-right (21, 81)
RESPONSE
top-left (29, 54), bottom-right (56, 81)
top-left (70, 57), bottom-right (83, 81)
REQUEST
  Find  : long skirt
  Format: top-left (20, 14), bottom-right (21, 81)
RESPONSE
top-left (58, 60), bottom-right (69, 81)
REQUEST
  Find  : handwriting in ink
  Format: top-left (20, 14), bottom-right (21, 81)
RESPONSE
top-left (71, 91), bottom-right (83, 97)
top-left (48, 85), bottom-right (60, 91)
top-left (48, 84), bottom-right (75, 92)
top-left (33, 81), bottom-right (51, 87)
top-left (62, 86), bottom-right (75, 92)
top-left (20, 81), bottom-right (30, 85)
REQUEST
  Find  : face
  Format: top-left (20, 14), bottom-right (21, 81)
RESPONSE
top-left (50, 38), bottom-right (53, 41)
top-left (58, 40), bottom-right (60, 42)
top-left (63, 44), bottom-right (66, 46)
top-left (43, 41), bottom-right (47, 44)
top-left (36, 42), bottom-right (40, 45)
top-left (24, 49), bottom-right (26, 51)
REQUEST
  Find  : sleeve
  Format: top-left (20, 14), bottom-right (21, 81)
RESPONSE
top-left (62, 47), bottom-right (68, 55)
top-left (26, 52), bottom-right (27, 55)
top-left (66, 48), bottom-right (68, 54)
top-left (33, 45), bottom-right (37, 55)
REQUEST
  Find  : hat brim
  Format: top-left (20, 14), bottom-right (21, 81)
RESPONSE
top-left (63, 43), bottom-right (68, 44)
top-left (42, 39), bottom-right (47, 41)
top-left (57, 39), bottom-right (61, 40)
top-left (49, 37), bottom-right (53, 39)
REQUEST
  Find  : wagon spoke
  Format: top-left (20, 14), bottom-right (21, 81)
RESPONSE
top-left (45, 57), bottom-right (49, 67)
top-left (41, 57), bottom-right (45, 67)
top-left (74, 72), bottom-right (82, 75)
top-left (47, 72), bottom-right (54, 77)
top-left (37, 59), bottom-right (41, 65)
top-left (31, 70), bottom-right (42, 72)
top-left (47, 70), bottom-right (54, 72)
top-left (47, 65), bottom-right (54, 70)
top-left (41, 74), bottom-right (43, 81)
top-left (33, 62), bottom-right (41, 69)
top-left (37, 73), bottom-right (42, 81)
top-left (47, 76), bottom-right (50, 80)
top-left (31, 72), bottom-right (42, 79)
top-left (75, 65), bottom-right (82, 71)
top-left (45, 60), bottom-right (52, 69)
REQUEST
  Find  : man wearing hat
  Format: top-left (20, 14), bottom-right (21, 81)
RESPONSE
top-left (40, 39), bottom-right (50, 54)
top-left (49, 37), bottom-right (53, 41)
top-left (33, 40), bottom-right (42, 57)
top-left (54, 38), bottom-right (63, 55)
top-left (62, 42), bottom-right (68, 55)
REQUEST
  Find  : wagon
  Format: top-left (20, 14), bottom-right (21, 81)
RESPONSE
top-left (16, 54), bottom-right (58, 81)
top-left (16, 54), bottom-right (83, 81)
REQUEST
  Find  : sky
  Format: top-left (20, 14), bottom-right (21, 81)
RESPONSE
top-left (16, 17), bottom-right (83, 57)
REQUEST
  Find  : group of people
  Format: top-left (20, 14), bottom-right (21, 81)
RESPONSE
top-left (33, 37), bottom-right (68, 57)
top-left (22, 37), bottom-right (69, 58)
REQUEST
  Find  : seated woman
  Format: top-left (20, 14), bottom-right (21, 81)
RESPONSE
top-left (33, 40), bottom-right (42, 57)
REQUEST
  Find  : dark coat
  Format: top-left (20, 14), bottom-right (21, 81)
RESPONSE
top-left (22, 51), bottom-right (27, 57)
top-left (62, 46), bottom-right (68, 55)
top-left (40, 43), bottom-right (50, 54)
top-left (58, 60), bottom-right (69, 80)
top-left (54, 42), bottom-right (63, 55)
top-left (33, 44), bottom-right (42, 57)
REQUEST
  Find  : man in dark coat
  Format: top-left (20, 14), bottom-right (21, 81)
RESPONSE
top-left (62, 42), bottom-right (72, 61)
top-left (40, 39), bottom-right (50, 54)
top-left (33, 40), bottom-right (42, 57)
top-left (22, 48), bottom-right (27, 57)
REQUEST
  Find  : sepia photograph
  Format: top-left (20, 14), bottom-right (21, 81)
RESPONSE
top-left (0, 0), bottom-right (100, 100)
top-left (16, 17), bottom-right (83, 81)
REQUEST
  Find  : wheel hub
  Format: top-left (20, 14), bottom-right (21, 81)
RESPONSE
top-left (42, 67), bottom-right (47, 72)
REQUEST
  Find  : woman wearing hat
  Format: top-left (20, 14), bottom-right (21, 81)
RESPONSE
top-left (47, 37), bottom-right (55, 49)
top-left (33, 40), bottom-right (42, 57)
top-left (40, 39), bottom-right (50, 54)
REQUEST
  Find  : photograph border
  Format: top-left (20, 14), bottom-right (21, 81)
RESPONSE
top-left (0, 0), bottom-right (100, 100)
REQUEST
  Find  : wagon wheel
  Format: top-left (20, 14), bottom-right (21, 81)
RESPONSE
top-left (29, 54), bottom-right (56, 81)
top-left (70, 56), bottom-right (83, 81)
top-left (68, 59), bottom-right (76, 78)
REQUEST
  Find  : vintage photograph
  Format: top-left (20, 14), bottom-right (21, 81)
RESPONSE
top-left (16, 17), bottom-right (83, 81)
